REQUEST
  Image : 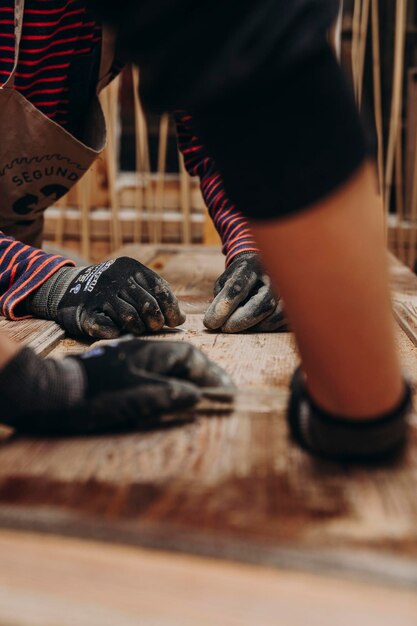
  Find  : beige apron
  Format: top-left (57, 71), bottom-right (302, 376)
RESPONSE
top-left (0, 0), bottom-right (113, 247)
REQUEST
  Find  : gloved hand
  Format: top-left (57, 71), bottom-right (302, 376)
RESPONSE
top-left (26, 257), bottom-right (186, 339)
top-left (0, 338), bottom-right (233, 435)
top-left (204, 252), bottom-right (287, 333)
top-left (288, 368), bottom-right (412, 461)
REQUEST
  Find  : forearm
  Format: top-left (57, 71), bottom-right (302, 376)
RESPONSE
top-left (251, 164), bottom-right (403, 417)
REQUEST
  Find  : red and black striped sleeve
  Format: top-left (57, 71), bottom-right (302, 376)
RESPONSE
top-left (175, 111), bottom-right (259, 266)
top-left (0, 0), bottom-right (101, 133)
top-left (0, 232), bottom-right (74, 320)
top-left (0, 1), bottom-right (96, 320)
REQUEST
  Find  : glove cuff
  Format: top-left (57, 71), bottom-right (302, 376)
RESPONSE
top-left (0, 347), bottom-right (86, 427)
top-left (287, 367), bottom-right (412, 461)
top-left (226, 250), bottom-right (259, 267)
top-left (27, 266), bottom-right (84, 320)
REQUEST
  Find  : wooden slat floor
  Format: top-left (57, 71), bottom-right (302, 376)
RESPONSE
top-left (1, 246), bottom-right (417, 608)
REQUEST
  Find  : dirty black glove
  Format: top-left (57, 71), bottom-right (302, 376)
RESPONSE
top-left (0, 338), bottom-right (232, 435)
top-left (27, 257), bottom-right (186, 339)
top-left (287, 368), bottom-right (412, 461)
top-left (204, 252), bottom-right (287, 333)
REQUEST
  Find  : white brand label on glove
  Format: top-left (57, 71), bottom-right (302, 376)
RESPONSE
top-left (70, 260), bottom-right (116, 294)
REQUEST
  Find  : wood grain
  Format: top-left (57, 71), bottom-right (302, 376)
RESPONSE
top-left (1, 247), bottom-right (417, 589)
top-left (0, 318), bottom-right (64, 356)
top-left (1, 529), bottom-right (417, 626)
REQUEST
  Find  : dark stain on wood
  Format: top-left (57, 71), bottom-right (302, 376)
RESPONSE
top-left (0, 466), bottom-right (350, 541)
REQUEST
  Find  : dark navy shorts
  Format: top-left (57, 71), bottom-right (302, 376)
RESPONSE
top-left (90, 0), bottom-right (366, 219)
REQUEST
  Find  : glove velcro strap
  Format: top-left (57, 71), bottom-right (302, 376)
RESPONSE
top-left (287, 368), bottom-right (412, 461)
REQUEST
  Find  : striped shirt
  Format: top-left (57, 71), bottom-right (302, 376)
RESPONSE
top-left (0, 1), bottom-right (256, 321)
top-left (175, 112), bottom-right (258, 265)
top-left (0, 0), bottom-right (101, 129)
top-left (0, 234), bottom-right (73, 319)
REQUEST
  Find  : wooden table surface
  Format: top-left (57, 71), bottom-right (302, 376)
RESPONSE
top-left (1, 245), bottom-right (417, 624)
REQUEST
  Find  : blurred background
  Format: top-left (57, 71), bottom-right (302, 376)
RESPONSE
top-left (44, 0), bottom-right (417, 267)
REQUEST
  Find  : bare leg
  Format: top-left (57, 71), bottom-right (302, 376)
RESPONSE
top-left (251, 163), bottom-right (403, 419)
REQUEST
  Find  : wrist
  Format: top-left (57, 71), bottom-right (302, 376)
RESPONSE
top-left (27, 266), bottom-right (84, 320)
top-left (288, 367), bottom-right (412, 460)
top-left (226, 249), bottom-right (259, 267)
top-left (0, 348), bottom-right (86, 427)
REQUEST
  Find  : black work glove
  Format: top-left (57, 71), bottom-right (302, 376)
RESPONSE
top-left (0, 338), bottom-right (233, 435)
top-left (287, 368), bottom-right (412, 461)
top-left (27, 257), bottom-right (186, 339)
top-left (204, 252), bottom-right (288, 333)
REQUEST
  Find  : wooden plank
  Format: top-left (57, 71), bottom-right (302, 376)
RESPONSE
top-left (0, 371), bottom-right (416, 588)
top-left (2, 248), bottom-right (417, 588)
top-left (112, 243), bottom-right (163, 266)
top-left (1, 530), bottom-right (417, 626)
top-left (112, 243), bottom-right (222, 263)
top-left (0, 318), bottom-right (64, 356)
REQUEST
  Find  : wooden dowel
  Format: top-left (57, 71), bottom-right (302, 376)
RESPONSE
top-left (179, 151), bottom-right (191, 244)
top-left (357, 0), bottom-right (370, 107)
top-left (395, 130), bottom-right (406, 261)
top-left (371, 0), bottom-right (384, 196)
top-left (407, 126), bottom-right (417, 268)
top-left (132, 66), bottom-right (153, 243)
top-left (351, 0), bottom-right (362, 100)
top-left (132, 66), bottom-right (144, 243)
top-left (106, 78), bottom-right (122, 251)
top-left (79, 171), bottom-right (91, 262)
top-left (328, 1), bottom-right (343, 58)
top-left (154, 113), bottom-right (170, 244)
top-left (384, 0), bottom-right (407, 217)
top-left (203, 213), bottom-right (221, 246)
top-left (333, 0), bottom-right (343, 60)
